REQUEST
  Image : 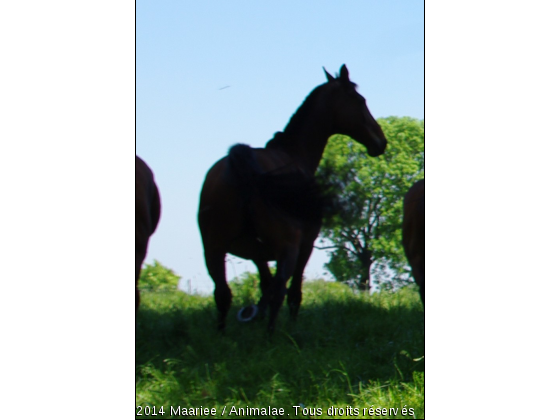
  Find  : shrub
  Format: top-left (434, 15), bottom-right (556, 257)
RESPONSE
top-left (138, 260), bottom-right (180, 291)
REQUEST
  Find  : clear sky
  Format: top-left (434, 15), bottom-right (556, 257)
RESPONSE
top-left (136, 1), bottom-right (424, 294)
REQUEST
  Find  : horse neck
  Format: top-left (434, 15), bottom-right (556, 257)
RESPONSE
top-left (282, 123), bottom-right (332, 174)
top-left (278, 89), bottom-right (336, 174)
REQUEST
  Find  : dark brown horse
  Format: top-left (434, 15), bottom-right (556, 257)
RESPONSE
top-left (136, 155), bottom-right (161, 310)
top-left (198, 65), bottom-right (387, 332)
top-left (402, 179), bottom-right (425, 306)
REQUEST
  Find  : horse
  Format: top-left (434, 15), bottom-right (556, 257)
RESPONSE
top-left (198, 65), bottom-right (387, 333)
top-left (402, 179), bottom-right (425, 306)
top-left (136, 155), bottom-right (161, 310)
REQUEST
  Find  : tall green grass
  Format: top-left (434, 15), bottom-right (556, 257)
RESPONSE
top-left (136, 277), bottom-right (424, 419)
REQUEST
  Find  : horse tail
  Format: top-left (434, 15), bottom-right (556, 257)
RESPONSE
top-left (227, 143), bottom-right (262, 197)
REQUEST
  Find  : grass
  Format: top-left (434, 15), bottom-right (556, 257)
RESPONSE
top-left (136, 277), bottom-right (424, 419)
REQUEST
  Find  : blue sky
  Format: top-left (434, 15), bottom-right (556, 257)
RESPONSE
top-left (136, 1), bottom-right (424, 294)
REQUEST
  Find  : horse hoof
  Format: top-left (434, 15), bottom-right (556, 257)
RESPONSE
top-left (237, 304), bottom-right (259, 322)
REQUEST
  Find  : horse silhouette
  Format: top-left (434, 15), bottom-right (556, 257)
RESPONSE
top-left (402, 179), bottom-right (425, 306)
top-left (136, 156), bottom-right (161, 310)
top-left (198, 65), bottom-right (387, 332)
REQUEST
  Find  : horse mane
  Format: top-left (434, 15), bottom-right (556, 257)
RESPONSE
top-left (265, 77), bottom-right (357, 151)
top-left (283, 84), bottom-right (329, 133)
top-left (265, 85), bottom-right (328, 150)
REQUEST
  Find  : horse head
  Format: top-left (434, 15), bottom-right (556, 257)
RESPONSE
top-left (324, 65), bottom-right (387, 157)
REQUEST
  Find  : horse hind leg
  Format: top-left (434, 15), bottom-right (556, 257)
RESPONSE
top-left (204, 250), bottom-right (232, 330)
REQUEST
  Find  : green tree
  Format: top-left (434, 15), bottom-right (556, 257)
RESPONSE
top-left (316, 116), bottom-right (424, 291)
top-left (138, 260), bottom-right (180, 291)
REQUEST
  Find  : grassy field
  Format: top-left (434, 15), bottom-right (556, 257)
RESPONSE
top-left (135, 276), bottom-right (424, 419)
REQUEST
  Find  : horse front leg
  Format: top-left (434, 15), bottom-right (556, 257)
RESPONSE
top-left (204, 250), bottom-right (231, 331)
top-left (288, 224), bottom-right (320, 319)
top-left (254, 260), bottom-right (273, 318)
top-left (268, 247), bottom-right (299, 333)
top-left (237, 259), bottom-right (272, 323)
top-left (287, 238), bottom-right (315, 320)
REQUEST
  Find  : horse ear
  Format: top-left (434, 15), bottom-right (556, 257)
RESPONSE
top-left (323, 67), bottom-right (335, 82)
top-left (339, 64), bottom-right (350, 83)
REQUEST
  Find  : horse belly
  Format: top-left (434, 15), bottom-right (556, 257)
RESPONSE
top-left (228, 234), bottom-right (276, 261)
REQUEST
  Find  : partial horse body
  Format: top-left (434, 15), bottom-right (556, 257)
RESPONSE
top-left (136, 155), bottom-right (161, 310)
top-left (198, 65), bottom-right (387, 332)
top-left (402, 179), bottom-right (425, 306)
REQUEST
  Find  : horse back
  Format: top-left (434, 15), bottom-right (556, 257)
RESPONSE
top-left (199, 147), bottom-right (306, 213)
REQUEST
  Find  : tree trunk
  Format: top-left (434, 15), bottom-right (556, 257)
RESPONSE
top-left (357, 254), bottom-right (372, 291)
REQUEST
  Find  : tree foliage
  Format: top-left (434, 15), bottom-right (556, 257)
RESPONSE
top-left (138, 260), bottom-right (181, 291)
top-left (316, 116), bottom-right (424, 291)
